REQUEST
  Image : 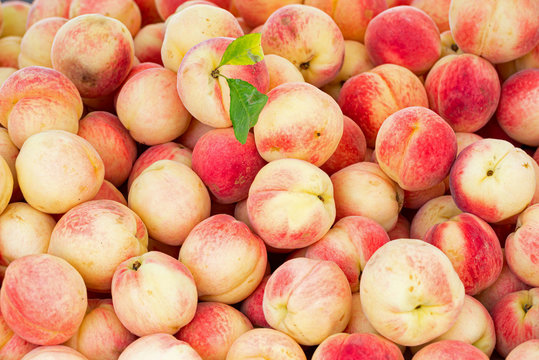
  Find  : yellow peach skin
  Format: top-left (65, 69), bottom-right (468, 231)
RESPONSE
top-left (18, 17), bottom-right (67, 69)
top-left (1, 1), bottom-right (30, 37)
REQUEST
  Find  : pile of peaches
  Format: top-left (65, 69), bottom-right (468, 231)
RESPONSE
top-left (0, 0), bottom-right (538, 359)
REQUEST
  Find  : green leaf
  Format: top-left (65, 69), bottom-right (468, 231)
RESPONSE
top-left (226, 78), bottom-right (268, 144)
top-left (218, 33), bottom-right (265, 67)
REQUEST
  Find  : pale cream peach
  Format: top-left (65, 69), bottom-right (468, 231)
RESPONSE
top-left (0, 67), bottom-right (16, 85)
top-left (439, 30), bottom-right (463, 57)
top-left (22, 346), bottom-right (89, 360)
top-left (506, 339), bottom-right (539, 360)
top-left (226, 328), bottom-right (306, 360)
top-left (118, 334), bottom-right (202, 360)
top-left (18, 17), bottom-right (67, 68)
top-left (264, 54), bottom-right (304, 91)
top-left (1, 1), bottom-right (30, 37)
top-left (0, 128), bottom-right (19, 201)
top-left (134, 23), bottom-right (165, 65)
top-left (410, 195), bottom-right (462, 239)
top-left (0, 36), bottom-right (21, 68)
top-left (156, 0), bottom-right (231, 20)
top-left (0, 155), bottom-right (13, 215)
top-left (26, 0), bottom-right (71, 29)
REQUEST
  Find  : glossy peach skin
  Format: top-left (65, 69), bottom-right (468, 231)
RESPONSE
top-left (410, 195), bottom-right (462, 240)
top-left (176, 302), bottom-right (253, 360)
top-left (491, 288), bottom-right (539, 357)
top-left (179, 214), bottom-right (267, 304)
top-left (412, 340), bottom-right (489, 360)
top-left (0, 308), bottom-right (36, 360)
top-left (51, 14), bottom-right (135, 99)
top-left (506, 339), bottom-right (539, 360)
top-left (497, 69), bottom-right (539, 146)
top-left (112, 251), bottom-right (198, 337)
top-left (425, 54), bottom-right (501, 133)
top-left (18, 17), bottom-right (67, 68)
top-left (134, 23), bottom-right (165, 65)
top-left (118, 334), bottom-right (202, 360)
top-left (225, 328), bottom-right (306, 360)
top-left (155, 0), bottom-right (231, 20)
top-left (254, 82), bottom-right (343, 167)
top-left (65, 299), bottom-right (137, 360)
top-left (261, 4), bottom-right (345, 88)
top-left (1, 1), bottom-right (30, 37)
top-left (338, 64), bottom-right (428, 147)
top-left (264, 54), bottom-right (305, 91)
top-left (25, 0), bottom-right (71, 29)
top-left (364, 6), bottom-right (441, 75)
top-left (375, 106), bottom-right (457, 191)
top-left (247, 159), bottom-right (336, 249)
top-left (312, 333), bottom-right (404, 360)
top-left (69, 0), bottom-right (141, 37)
top-left (0, 254), bottom-right (87, 345)
top-left (240, 275), bottom-right (271, 328)
top-left (449, 0), bottom-right (539, 64)
top-left (22, 346), bottom-right (89, 360)
top-left (48, 200), bottom-right (148, 292)
top-left (0, 36), bottom-right (22, 68)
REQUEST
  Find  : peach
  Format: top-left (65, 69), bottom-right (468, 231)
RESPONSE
top-left (360, 239), bottom-right (465, 346)
top-left (51, 14), bottom-right (134, 98)
top-left (506, 203), bottom-right (539, 287)
top-left (225, 328), bottom-right (306, 360)
top-left (128, 160), bottom-right (211, 246)
top-left (177, 36), bottom-right (269, 128)
top-left (261, 5), bottom-right (345, 87)
top-left (410, 195), bottom-right (463, 239)
top-left (0, 308), bottom-right (36, 360)
top-left (179, 214), bottom-right (267, 303)
top-left (312, 333), bottom-right (404, 360)
top-left (128, 142), bottom-right (192, 189)
top-left (338, 64), bottom-right (428, 147)
top-left (161, 4), bottom-right (243, 73)
top-left (254, 82), bottom-right (343, 166)
top-left (449, 0), bottom-right (539, 64)
top-left (112, 251), bottom-right (198, 336)
top-left (439, 30), bottom-right (463, 57)
top-left (0, 254), bottom-right (87, 345)
top-left (69, 0), bottom-right (142, 37)
top-left (18, 17), bottom-right (67, 68)
top-left (387, 214), bottom-right (410, 240)
top-left (264, 54), bottom-right (305, 91)
top-left (22, 346), bottom-right (89, 360)
top-left (1, 1), bottom-right (30, 37)
top-left (132, 0), bottom-right (161, 26)
top-left (16, 130), bottom-right (104, 214)
top-left (26, 0), bottom-right (71, 29)
top-left (240, 275), bottom-right (270, 328)
top-left (177, 118), bottom-right (214, 150)
top-left (263, 258), bottom-right (352, 345)
top-left (0, 36), bottom-right (21, 68)
top-left (321, 40), bottom-right (374, 100)
top-left (234, 199), bottom-right (253, 230)
top-left (92, 180), bottom-right (127, 205)
top-left (0, 155), bottom-right (13, 215)
top-left (506, 339), bottom-right (539, 360)
top-left (331, 162), bottom-right (404, 231)
top-left (302, 216), bottom-right (390, 292)
top-left (233, 0), bottom-right (301, 28)
top-left (375, 106), bottom-right (457, 191)
top-left (0, 67), bottom-right (16, 85)
top-left (403, 182), bottom-right (446, 210)
top-left (0, 128), bottom-right (19, 201)
top-left (176, 302), bottom-right (253, 360)
top-left (155, 0), bottom-right (231, 20)
top-left (118, 334), bottom-right (202, 360)
top-left (0, 202), bottom-right (56, 266)
top-left (497, 44), bottom-right (539, 81)
top-left (48, 200), bottom-right (148, 292)
top-left (305, 0), bottom-right (387, 43)
top-left (192, 129), bottom-right (265, 204)
top-left (491, 288), bottom-right (539, 357)
top-left (497, 69), bottom-right (539, 146)
top-left (425, 54), bottom-right (501, 133)
top-left (412, 340), bottom-right (489, 360)
top-left (386, 0), bottom-right (412, 6)
top-left (449, 139), bottom-right (536, 223)
top-left (134, 23), bottom-right (165, 65)
top-left (65, 299), bottom-right (137, 360)
top-left (410, 0), bottom-right (450, 32)
top-left (364, 6), bottom-right (441, 75)
top-left (174, 0), bottom-right (219, 13)
top-left (476, 116), bottom-right (521, 147)
top-left (247, 158), bottom-right (336, 249)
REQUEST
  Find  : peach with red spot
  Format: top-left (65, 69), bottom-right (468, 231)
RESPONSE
top-left (134, 23), bottom-right (165, 65)
top-left (312, 333), bottom-right (404, 360)
top-left (26, 0), bottom-right (70, 29)
top-left (18, 17), bottom-right (67, 69)
top-left (412, 340), bottom-right (489, 360)
top-left (118, 334), bottom-right (202, 360)
top-left (226, 328), bottom-right (306, 360)
top-left (240, 275), bottom-right (270, 328)
top-left (410, 195), bottom-right (462, 240)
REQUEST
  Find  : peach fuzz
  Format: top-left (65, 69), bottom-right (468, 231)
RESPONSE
top-left (449, 0), bottom-right (539, 64)
top-left (118, 334), bottom-right (201, 360)
top-left (25, 0), bottom-right (71, 29)
top-left (192, 129), bottom-right (265, 204)
top-left (331, 162), bottom-right (404, 231)
top-left (264, 54), bottom-right (305, 91)
top-left (65, 299), bottom-right (137, 360)
top-left (492, 288), bottom-right (539, 357)
top-left (360, 239), bottom-right (465, 347)
top-left (22, 346), bottom-right (89, 360)
top-left (225, 328), bottom-right (306, 360)
top-left (161, 4), bottom-right (243, 73)
top-left (312, 333), bottom-right (404, 360)
top-left (1, 1), bottom-right (30, 37)
top-left (92, 180), bottom-right (127, 205)
top-left (128, 142), bottom-right (191, 190)
top-left (497, 44), bottom-right (539, 81)
top-left (263, 258), bottom-right (352, 345)
top-left (387, 214), bottom-right (410, 240)
top-left (0, 309), bottom-right (36, 360)
top-left (176, 302), bottom-right (253, 360)
top-left (134, 23), bottom-right (165, 65)
top-left (48, 200), bottom-right (148, 292)
top-left (506, 339), bottom-right (539, 360)
top-left (155, 0), bottom-right (231, 20)
top-left (0, 254), bottom-right (87, 345)
top-left (179, 214), bottom-right (267, 304)
top-left (403, 181), bottom-right (446, 209)
top-left (449, 138), bottom-right (536, 223)
top-left (247, 158), bottom-right (336, 249)
top-left (51, 14), bottom-right (134, 99)
top-left (240, 275), bottom-right (270, 328)
top-left (302, 216), bottom-right (389, 292)
top-left (321, 40), bottom-right (374, 101)
top-left (69, 0), bottom-right (141, 37)
top-left (261, 5), bottom-right (345, 88)
top-left (177, 36), bottom-right (268, 128)
top-left (128, 160), bottom-right (210, 246)
top-left (16, 130), bottom-right (104, 214)
top-left (412, 340), bottom-right (489, 360)
top-left (410, 0), bottom-right (450, 32)
top-left (0, 155), bottom-right (13, 215)
top-left (112, 251), bottom-right (198, 336)
top-left (338, 64), bottom-right (428, 147)
top-left (18, 17), bottom-right (67, 68)
top-left (425, 54), bottom-right (501, 133)
top-left (254, 82), bottom-right (343, 166)
top-left (410, 195), bottom-right (462, 240)
top-left (0, 36), bottom-right (21, 68)
top-left (364, 6), bottom-right (441, 75)
top-left (497, 69), bottom-right (539, 146)
top-left (0, 202), bottom-right (55, 266)
top-left (177, 118), bottom-right (214, 150)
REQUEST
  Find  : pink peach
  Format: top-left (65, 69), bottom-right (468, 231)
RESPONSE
top-left (26, 0), bottom-right (70, 29)
top-left (410, 195), bottom-right (462, 239)
top-left (134, 23), bottom-right (165, 65)
top-left (0, 308), bottom-right (36, 359)
top-left (412, 340), bottom-right (489, 360)
top-left (92, 180), bottom-right (127, 205)
top-left (240, 275), bottom-right (270, 328)
top-left (225, 328), bottom-right (306, 360)
top-left (312, 333), bottom-right (404, 360)
top-left (18, 17), bottom-right (67, 68)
